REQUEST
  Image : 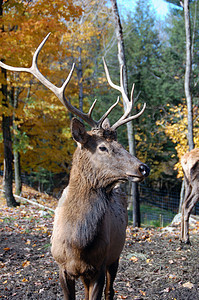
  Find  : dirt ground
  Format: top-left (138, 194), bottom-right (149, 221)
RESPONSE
top-left (1, 189), bottom-right (199, 299)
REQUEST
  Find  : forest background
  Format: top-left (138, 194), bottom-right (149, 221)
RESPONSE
top-left (0, 0), bottom-right (198, 209)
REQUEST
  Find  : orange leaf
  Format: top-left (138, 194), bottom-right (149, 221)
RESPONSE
top-left (22, 260), bottom-right (30, 268)
top-left (130, 256), bottom-right (138, 262)
top-left (140, 290), bottom-right (146, 296)
top-left (3, 247), bottom-right (10, 251)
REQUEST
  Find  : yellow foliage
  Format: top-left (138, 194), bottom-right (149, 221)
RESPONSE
top-left (157, 103), bottom-right (199, 178)
top-left (0, 0), bottom-right (114, 175)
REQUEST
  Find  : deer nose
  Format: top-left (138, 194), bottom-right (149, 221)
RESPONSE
top-left (139, 164), bottom-right (150, 177)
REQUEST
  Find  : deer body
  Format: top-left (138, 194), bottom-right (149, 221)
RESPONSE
top-left (0, 34), bottom-right (150, 299)
top-left (181, 148), bottom-right (199, 244)
top-left (51, 122), bottom-right (149, 299)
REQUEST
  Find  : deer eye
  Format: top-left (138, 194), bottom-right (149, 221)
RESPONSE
top-left (99, 146), bottom-right (108, 152)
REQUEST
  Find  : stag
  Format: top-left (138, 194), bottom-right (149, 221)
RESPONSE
top-left (181, 148), bottom-right (199, 244)
top-left (0, 33), bottom-right (150, 300)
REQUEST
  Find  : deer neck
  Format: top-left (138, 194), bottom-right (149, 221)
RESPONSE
top-left (63, 150), bottom-right (110, 248)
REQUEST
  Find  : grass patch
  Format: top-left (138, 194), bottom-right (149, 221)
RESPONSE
top-left (128, 203), bottom-right (175, 227)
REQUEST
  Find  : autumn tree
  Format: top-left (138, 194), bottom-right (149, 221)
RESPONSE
top-left (0, 0), bottom-right (83, 204)
top-left (0, 0), bottom-right (115, 196)
top-left (163, 0), bottom-right (197, 151)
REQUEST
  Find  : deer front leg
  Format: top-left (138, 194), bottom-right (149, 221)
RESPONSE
top-left (181, 193), bottom-right (199, 244)
top-left (81, 277), bottom-right (89, 300)
top-left (105, 259), bottom-right (119, 300)
top-left (59, 267), bottom-right (75, 300)
top-left (181, 202), bottom-right (185, 242)
top-left (88, 266), bottom-right (106, 300)
top-left (181, 199), bottom-right (192, 244)
top-left (181, 181), bottom-right (192, 241)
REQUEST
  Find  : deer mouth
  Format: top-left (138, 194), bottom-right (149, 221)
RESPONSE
top-left (127, 175), bottom-right (145, 182)
top-left (115, 175), bottom-right (144, 183)
top-left (126, 164), bottom-right (150, 182)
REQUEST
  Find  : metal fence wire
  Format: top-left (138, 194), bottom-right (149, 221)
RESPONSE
top-left (137, 184), bottom-right (199, 226)
top-left (2, 170), bottom-right (199, 226)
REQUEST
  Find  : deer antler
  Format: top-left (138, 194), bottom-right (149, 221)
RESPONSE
top-left (0, 33), bottom-right (118, 129)
top-left (102, 57), bottom-right (146, 130)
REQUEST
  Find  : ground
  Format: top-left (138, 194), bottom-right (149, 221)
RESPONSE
top-left (1, 186), bottom-right (199, 299)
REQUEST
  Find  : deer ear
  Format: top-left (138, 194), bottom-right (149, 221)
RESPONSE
top-left (102, 118), bottom-right (111, 129)
top-left (71, 118), bottom-right (89, 145)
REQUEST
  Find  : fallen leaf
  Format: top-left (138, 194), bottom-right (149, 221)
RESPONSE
top-left (140, 290), bottom-right (146, 296)
top-left (176, 247), bottom-right (182, 252)
top-left (3, 247), bottom-right (10, 251)
top-left (130, 256), bottom-right (138, 262)
top-left (169, 274), bottom-right (176, 279)
top-left (163, 287), bottom-right (171, 293)
top-left (182, 282), bottom-right (194, 289)
top-left (22, 260), bottom-right (30, 268)
top-left (0, 262), bottom-right (5, 268)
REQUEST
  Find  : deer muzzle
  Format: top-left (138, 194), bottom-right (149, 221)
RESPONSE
top-left (139, 164), bottom-right (150, 177)
top-left (126, 163), bottom-right (150, 182)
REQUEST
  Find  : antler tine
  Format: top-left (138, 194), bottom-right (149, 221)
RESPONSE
top-left (103, 58), bottom-right (130, 117)
top-left (32, 33), bottom-right (51, 67)
top-left (102, 57), bottom-right (146, 130)
top-left (88, 99), bottom-right (98, 118)
top-left (102, 57), bottom-right (121, 93)
top-left (0, 33), bottom-right (62, 100)
top-left (97, 96), bottom-right (120, 127)
top-left (112, 103), bottom-right (146, 130)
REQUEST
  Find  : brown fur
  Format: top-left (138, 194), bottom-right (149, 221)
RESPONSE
top-left (181, 148), bottom-right (199, 244)
top-left (51, 119), bottom-right (150, 299)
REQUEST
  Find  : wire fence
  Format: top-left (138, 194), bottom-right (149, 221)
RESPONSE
top-left (138, 184), bottom-right (199, 226)
top-left (2, 170), bottom-right (199, 227)
top-left (139, 185), bottom-right (180, 213)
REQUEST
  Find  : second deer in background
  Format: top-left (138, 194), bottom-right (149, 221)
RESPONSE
top-left (181, 148), bottom-right (199, 244)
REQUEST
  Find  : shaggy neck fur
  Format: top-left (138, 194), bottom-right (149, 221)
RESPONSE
top-left (65, 147), bottom-right (114, 249)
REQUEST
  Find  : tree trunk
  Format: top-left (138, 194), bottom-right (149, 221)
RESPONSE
top-left (77, 46), bottom-right (84, 114)
top-left (1, 69), bottom-right (18, 207)
top-left (2, 122), bottom-right (17, 207)
top-left (178, 0), bottom-right (194, 214)
top-left (184, 0), bottom-right (194, 151)
top-left (0, 0), bottom-right (18, 207)
top-left (14, 151), bottom-right (22, 196)
top-left (110, 0), bottom-right (140, 227)
top-left (12, 87), bottom-right (22, 195)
